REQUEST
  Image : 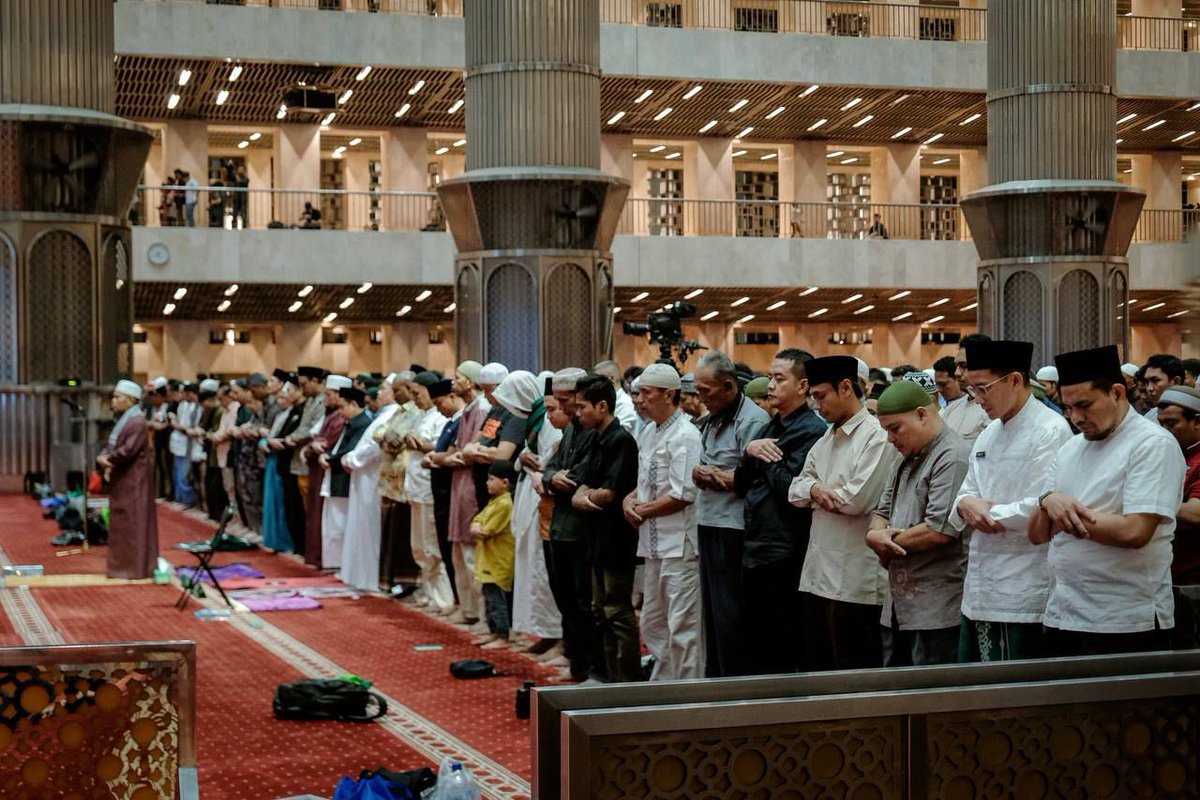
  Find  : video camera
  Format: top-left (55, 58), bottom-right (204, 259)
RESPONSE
top-left (622, 301), bottom-right (708, 366)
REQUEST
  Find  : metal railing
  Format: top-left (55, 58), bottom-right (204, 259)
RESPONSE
top-left (1133, 207), bottom-right (1200, 243)
top-left (134, 185), bottom-right (443, 233)
top-left (117, 0), bottom-right (1200, 51)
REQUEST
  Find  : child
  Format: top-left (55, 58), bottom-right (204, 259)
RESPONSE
top-left (470, 460), bottom-right (517, 648)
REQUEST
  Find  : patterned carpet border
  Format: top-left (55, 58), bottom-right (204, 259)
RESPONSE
top-left (0, 585), bottom-right (64, 645)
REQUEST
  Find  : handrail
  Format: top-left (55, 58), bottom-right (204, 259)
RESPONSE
top-left (115, 0), bottom-right (1200, 51)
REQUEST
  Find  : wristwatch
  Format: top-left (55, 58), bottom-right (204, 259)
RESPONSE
top-left (1037, 490), bottom-right (1054, 509)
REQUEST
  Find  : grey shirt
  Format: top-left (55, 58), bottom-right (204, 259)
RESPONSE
top-left (697, 394), bottom-right (769, 530)
top-left (876, 425), bottom-right (971, 631)
top-left (290, 394), bottom-right (326, 476)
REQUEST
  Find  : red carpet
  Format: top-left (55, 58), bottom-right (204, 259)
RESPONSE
top-left (0, 495), bottom-right (550, 799)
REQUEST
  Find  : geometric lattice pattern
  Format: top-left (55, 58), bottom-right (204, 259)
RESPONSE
top-left (1002, 270), bottom-right (1045, 370)
top-left (0, 233), bottom-right (16, 382)
top-left (1056, 268), bottom-right (1101, 354)
top-left (590, 718), bottom-right (902, 799)
top-left (455, 262), bottom-right (483, 363)
top-left (0, 661), bottom-right (180, 799)
top-left (1111, 269), bottom-right (1130, 360)
top-left (543, 261), bottom-right (593, 371)
top-left (927, 698), bottom-right (1199, 799)
top-left (485, 261), bottom-right (538, 372)
top-left (26, 230), bottom-right (95, 383)
top-left (977, 271), bottom-right (995, 338)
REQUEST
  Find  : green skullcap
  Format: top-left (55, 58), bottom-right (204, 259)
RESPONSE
top-left (876, 379), bottom-right (935, 416)
top-left (744, 376), bottom-right (770, 398)
top-left (457, 360), bottom-right (483, 385)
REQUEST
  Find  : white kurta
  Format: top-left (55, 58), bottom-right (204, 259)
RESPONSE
top-left (338, 403), bottom-right (398, 592)
top-left (952, 395), bottom-right (1073, 623)
top-left (511, 420), bottom-right (564, 639)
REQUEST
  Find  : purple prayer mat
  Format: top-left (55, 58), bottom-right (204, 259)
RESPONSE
top-left (237, 595), bottom-right (322, 612)
top-left (175, 562), bottom-right (265, 584)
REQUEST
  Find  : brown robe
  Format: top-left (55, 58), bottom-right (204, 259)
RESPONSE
top-left (303, 410), bottom-right (345, 569)
top-left (102, 412), bottom-right (159, 579)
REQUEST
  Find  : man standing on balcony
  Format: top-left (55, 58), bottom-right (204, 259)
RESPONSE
top-left (183, 171), bottom-right (199, 227)
top-left (868, 213), bottom-right (889, 239)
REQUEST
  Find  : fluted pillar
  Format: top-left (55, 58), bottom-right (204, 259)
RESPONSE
top-left (439, 0), bottom-right (629, 371)
top-left (0, 0), bottom-right (152, 383)
top-left (962, 0), bottom-right (1144, 365)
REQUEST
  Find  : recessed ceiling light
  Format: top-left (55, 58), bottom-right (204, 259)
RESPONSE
top-left (277, 105), bottom-right (287, 119)
top-left (1173, 131), bottom-right (1197, 142)
top-left (760, 153), bottom-right (777, 160)
top-left (339, 297), bottom-right (355, 309)
top-left (842, 293), bottom-right (863, 304)
top-left (654, 107), bottom-right (674, 121)
top-left (891, 94), bottom-right (911, 106)
top-left (683, 85), bottom-right (703, 99)
top-left (685, 289), bottom-right (704, 299)
top-left (249, 132), bottom-right (262, 141)
top-left (631, 292), bottom-right (649, 302)
top-left (228, 65), bottom-right (243, 81)
top-left (737, 314), bottom-right (755, 325)
top-left (960, 302), bottom-right (978, 311)
top-left (435, 146), bottom-right (449, 155)
top-left (453, 138), bottom-right (466, 147)
top-left (321, 112), bottom-right (336, 126)
top-left (1116, 138), bottom-right (1123, 144)
top-left (799, 287), bottom-right (820, 296)
top-left (299, 285), bottom-right (314, 297)
top-left (237, 140), bottom-right (249, 149)
top-left (841, 157), bottom-right (858, 164)
top-left (355, 65), bottom-right (372, 81)
top-left (332, 146), bottom-right (347, 157)
top-left (731, 296), bottom-right (750, 307)
top-left (217, 299), bottom-right (231, 312)
top-left (1144, 119), bottom-right (1166, 131)
top-left (841, 98), bottom-right (862, 111)
top-left (444, 303), bottom-right (457, 313)
top-left (826, 150), bottom-right (844, 159)
top-left (163, 303), bottom-right (176, 315)
top-left (808, 308), bottom-right (828, 318)
top-left (357, 282), bottom-right (372, 294)
top-left (288, 301), bottom-right (302, 313)
top-left (224, 284), bottom-right (239, 296)
top-left (807, 118), bottom-right (828, 131)
top-left (416, 289), bottom-right (433, 302)
top-left (449, 98), bottom-right (464, 113)
top-left (650, 145), bottom-right (666, 153)
top-left (635, 89), bottom-right (654, 103)
top-left (607, 110), bottom-right (626, 125)
top-left (729, 98), bottom-right (749, 112)
top-left (173, 287), bottom-right (187, 300)
top-left (395, 103), bottom-right (412, 118)
top-left (1118, 113), bottom-right (1138, 124)
top-left (699, 120), bottom-right (718, 133)
top-left (960, 113), bottom-right (982, 125)
top-left (1169, 310), bottom-right (1189, 318)
top-left (701, 310), bottom-right (719, 321)
top-left (665, 152), bottom-right (682, 160)
top-left (408, 79), bottom-right (425, 95)
top-left (853, 114), bottom-right (874, 128)
top-left (1126, 299), bottom-right (1139, 306)
top-left (1122, 168), bottom-right (1132, 174)
top-left (891, 311), bottom-right (914, 321)
top-left (853, 304), bottom-right (875, 315)
top-left (933, 157), bottom-right (951, 165)
top-left (929, 297), bottom-right (950, 307)
top-left (216, 89), bottom-right (229, 105)
top-left (323, 312), bottom-right (338, 323)
top-left (766, 106), bottom-right (786, 120)
top-left (178, 69), bottom-right (192, 86)
top-left (766, 300), bottom-right (786, 311)
top-left (1189, 102), bottom-right (1200, 111)
top-left (167, 93), bottom-right (181, 110)
top-left (396, 305), bottom-right (412, 317)
top-left (925, 315), bottom-right (945, 325)
top-left (800, 85), bottom-right (819, 97)
top-left (732, 149), bottom-right (746, 157)
top-left (613, 307), bottom-right (623, 314)
top-left (888, 290), bottom-right (911, 301)
top-left (1144, 302), bottom-right (1166, 311)
top-left (891, 126), bottom-right (912, 139)
top-left (338, 89), bottom-right (353, 104)
top-left (924, 133), bottom-right (944, 144)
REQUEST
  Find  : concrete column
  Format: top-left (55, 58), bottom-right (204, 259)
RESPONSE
top-left (685, 138), bottom-right (734, 234)
top-left (959, 148), bottom-right (989, 196)
top-left (779, 140), bottom-right (827, 238)
top-left (277, 124), bottom-right (321, 191)
top-left (1130, 153), bottom-right (1182, 210)
top-left (384, 321), bottom-right (456, 376)
top-left (1131, 0), bottom-right (1182, 17)
top-left (275, 323), bottom-right (323, 370)
top-left (870, 144), bottom-right (921, 237)
top-left (162, 121), bottom-right (208, 184)
top-left (601, 134), bottom-right (635, 184)
top-left (384, 127), bottom-right (429, 231)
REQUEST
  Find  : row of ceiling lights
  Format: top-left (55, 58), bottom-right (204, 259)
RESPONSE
top-left (161, 282), bottom-right (447, 318)
top-left (167, 61), bottom-right (244, 111)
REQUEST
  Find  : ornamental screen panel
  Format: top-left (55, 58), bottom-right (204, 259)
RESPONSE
top-left (26, 230), bottom-right (93, 382)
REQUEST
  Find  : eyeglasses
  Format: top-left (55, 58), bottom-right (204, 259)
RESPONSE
top-left (965, 372), bottom-right (1015, 400)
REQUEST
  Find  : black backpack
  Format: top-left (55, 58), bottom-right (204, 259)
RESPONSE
top-left (273, 679), bottom-right (388, 722)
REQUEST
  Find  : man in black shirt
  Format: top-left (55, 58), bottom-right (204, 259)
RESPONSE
top-left (541, 368), bottom-right (596, 680)
top-left (734, 348), bottom-right (827, 674)
top-left (571, 375), bottom-right (641, 682)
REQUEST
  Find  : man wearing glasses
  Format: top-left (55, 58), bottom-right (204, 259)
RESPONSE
top-left (936, 354), bottom-right (988, 443)
top-left (952, 340), bottom-right (1072, 662)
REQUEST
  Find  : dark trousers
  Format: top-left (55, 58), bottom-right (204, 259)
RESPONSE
top-left (802, 594), bottom-right (883, 671)
top-left (204, 461), bottom-right (228, 521)
top-left (881, 609), bottom-right (959, 667)
top-left (743, 555), bottom-right (805, 675)
top-left (482, 583), bottom-right (513, 637)
top-left (548, 538), bottom-right (595, 680)
top-left (281, 472), bottom-right (306, 558)
top-left (698, 525), bottom-right (748, 678)
top-left (380, 499), bottom-right (418, 589)
top-left (1045, 625), bottom-right (1172, 658)
top-left (592, 562), bottom-right (640, 682)
top-left (154, 436), bottom-right (173, 500)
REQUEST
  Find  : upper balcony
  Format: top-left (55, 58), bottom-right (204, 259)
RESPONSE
top-left (114, 0), bottom-right (1200, 98)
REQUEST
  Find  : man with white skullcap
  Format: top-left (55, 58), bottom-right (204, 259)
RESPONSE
top-left (622, 363), bottom-right (704, 681)
top-left (1035, 366), bottom-right (1061, 409)
top-left (97, 380), bottom-right (159, 579)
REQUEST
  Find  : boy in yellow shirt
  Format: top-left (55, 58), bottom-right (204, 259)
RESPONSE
top-left (471, 460), bottom-right (517, 648)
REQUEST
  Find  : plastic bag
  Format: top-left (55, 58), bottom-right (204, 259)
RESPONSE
top-left (333, 773), bottom-right (407, 800)
top-left (429, 758), bottom-right (480, 800)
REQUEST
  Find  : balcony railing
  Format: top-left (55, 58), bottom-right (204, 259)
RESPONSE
top-left (134, 185), bottom-right (443, 232)
top-left (117, 0), bottom-right (1200, 51)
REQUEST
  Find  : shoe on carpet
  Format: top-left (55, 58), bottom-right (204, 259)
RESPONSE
top-left (51, 530), bottom-right (86, 546)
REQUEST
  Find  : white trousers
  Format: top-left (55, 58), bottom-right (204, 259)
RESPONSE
top-left (322, 497), bottom-right (348, 570)
top-left (452, 541), bottom-right (482, 621)
top-left (511, 484), bottom-right (562, 639)
top-left (641, 554), bottom-right (702, 681)
top-left (410, 501), bottom-right (455, 613)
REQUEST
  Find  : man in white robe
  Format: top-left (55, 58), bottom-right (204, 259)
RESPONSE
top-left (320, 379), bottom-right (366, 571)
top-left (339, 378), bottom-right (400, 592)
